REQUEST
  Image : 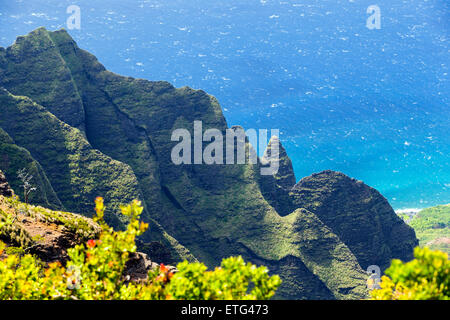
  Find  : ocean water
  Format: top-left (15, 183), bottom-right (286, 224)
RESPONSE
top-left (0, 0), bottom-right (448, 209)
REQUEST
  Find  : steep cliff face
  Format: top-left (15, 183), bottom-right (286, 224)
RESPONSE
top-left (0, 27), bottom-right (419, 299)
top-left (290, 170), bottom-right (418, 271)
top-left (262, 136), bottom-right (296, 190)
top-left (259, 137), bottom-right (297, 216)
top-left (0, 88), bottom-right (143, 228)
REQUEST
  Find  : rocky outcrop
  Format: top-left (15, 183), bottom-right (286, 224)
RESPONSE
top-left (0, 194), bottom-right (176, 281)
top-left (124, 251), bottom-right (177, 282)
top-left (0, 170), bottom-right (13, 197)
top-left (261, 136), bottom-right (296, 190)
top-left (290, 170), bottom-right (418, 270)
top-left (14, 216), bottom-right (89, 263)
top-left (259, 137), bottom-right (297, 216)
top-left (0, 194), bottom-right (101, 263)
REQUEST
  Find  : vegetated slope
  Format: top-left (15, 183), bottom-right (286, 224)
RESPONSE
top-left (0, 87), bottom-right (142, 229)
top-left (0, 172), bottom-right (98, 263)
top-left (0, 91), bottom-right (194, 265)
top-left (289, 171), bottom-right (418, 271)
top-left (0, 128), bottom-right (62, 210)
top-left (404, 205), bottom-right (450, 255)
top-left (0, 27), bottom-right (419, 299)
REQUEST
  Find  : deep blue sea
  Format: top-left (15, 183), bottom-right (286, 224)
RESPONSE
top-left (0, 0), bottom-right (448, 210)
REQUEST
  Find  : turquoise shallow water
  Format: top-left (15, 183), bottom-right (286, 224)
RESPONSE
top-left (0, 0), bottom-right (448, 209)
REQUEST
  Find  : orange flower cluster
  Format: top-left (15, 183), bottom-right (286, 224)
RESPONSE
top-left (155, 263), bottom-right (174, 284)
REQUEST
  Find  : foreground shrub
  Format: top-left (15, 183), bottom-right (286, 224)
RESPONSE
top-left (371, 247), bottom-right (449, 300)
top-left (0, 197), bottom-right (280, 300)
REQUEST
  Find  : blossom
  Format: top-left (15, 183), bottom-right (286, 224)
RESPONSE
top-left (87, 239), bottom-right (96, 248)
top-left (160, 263), bottom-right (168, 273)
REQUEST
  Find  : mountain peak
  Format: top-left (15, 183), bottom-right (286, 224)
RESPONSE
top-left (11, 27), bottom-right (50, 46)
top-left (262, 136), bottom-right (296, 190)
top-left (292, 170), bottom-right (362, 191)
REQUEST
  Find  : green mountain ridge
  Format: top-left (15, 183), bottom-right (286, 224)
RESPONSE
top-left (290, 170), bottom-right (419, 271)
top-left (0, 27), bottom-right (419, 299)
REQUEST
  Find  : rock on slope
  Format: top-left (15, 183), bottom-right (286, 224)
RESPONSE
top-left (0, 169), bottom-right (13, 197)
top-left (0, 174), bottom-right (101, 263)
top-left (0, 27), bottom-right (419, 299)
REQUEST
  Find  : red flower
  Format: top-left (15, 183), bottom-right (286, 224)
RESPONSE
top-left (87, 239), bottom-right (96, 248)
top-left (160, 263), bottom-right (168, 273)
